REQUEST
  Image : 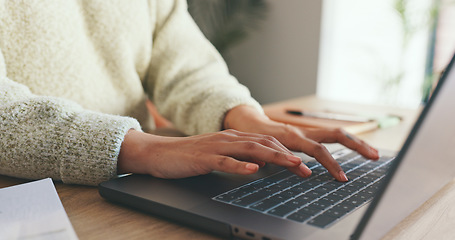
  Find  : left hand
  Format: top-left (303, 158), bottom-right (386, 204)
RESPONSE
top-left (223, 105), bottom-right (380, 182)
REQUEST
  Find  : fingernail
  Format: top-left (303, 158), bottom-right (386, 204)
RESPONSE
top-left (286, 155), bottom-right (302, 164)
top-left (300, 164), bottom-right (312, 178)
top-left (339, 171), bottom-right (348, 182)
top-left (370, 147), bottom-right (379, 159)
top-left (245, 163), bottom-right (259, 172)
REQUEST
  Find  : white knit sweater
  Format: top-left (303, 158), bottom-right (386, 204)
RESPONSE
top-left (0, 0), bottom-right (262, 185)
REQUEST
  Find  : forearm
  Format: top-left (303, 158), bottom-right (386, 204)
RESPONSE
top-left (0, 77), bottom-right (141, 185)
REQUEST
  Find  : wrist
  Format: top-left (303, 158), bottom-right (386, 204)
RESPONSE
top-left (223, 105), bottom-right (272, 132)
top-left (117, 129), bottom-right (156, 174)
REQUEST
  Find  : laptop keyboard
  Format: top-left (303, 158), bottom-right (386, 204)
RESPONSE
top-left (213, 149), bottom-right (394, 228)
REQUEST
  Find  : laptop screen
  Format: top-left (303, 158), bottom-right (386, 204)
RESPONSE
top-left (353, 54), bottom-right (455, 239)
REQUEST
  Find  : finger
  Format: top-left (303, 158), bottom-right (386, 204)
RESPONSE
top-left (287, 162), bottom-right (312, 178)
top-left (297, 138), bottom-right (348, 182)
top-left (221, 129), bottom-right (294, 155)
top-left (304, 128), bottom-right (379, 160)
top-left (219, 141), bottom-right (302, 168)
top-left (207, 155), bottom-right (260, 175)
top-left (248, 158), bottom-right (267, 168)
top-left (343, 132), bottom-right (379, 160)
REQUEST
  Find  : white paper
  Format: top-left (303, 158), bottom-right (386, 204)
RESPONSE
top-left (0, 178), bottom-right (78, 240)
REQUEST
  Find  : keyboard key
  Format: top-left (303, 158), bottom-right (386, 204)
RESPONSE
top-left (268, 193), bottom-right (287, 201)
top-left (366, 160), bottom-right (382, 167)
top-left (362, 185), bottom-right (379, 196)
top-left (311, 199), bottom-right (333, 210)
top-left (348, 180), bottom-right (369, 189)
top-left (287, 175), bottom-right (306, 185)
top-left (305, 161), bottom-right (319, 168)
top-left (360, 174), bottom-right (378, 182)
top-left (250, 179), bottom-right (273, 189)
top-left (349, 159), bottom-right (366, 165)
top-left (340, 184), bottom-right (359, 194)
top-left (349, 193), bottom-right (370, 204)
top-left (284, 198), bottom-right (308, 208)
top-left (296, 206), bottom-right (322, 216)
top-left (267, 183), bottom-right (287, 192)
top-left (325, 180), bottom-right (345, 188)
top-left (329, 190), bottom-right (350, 199)
top-left (280, 179), bottom-right (298, 188)
top-left (312, 174), bottom-right (332, 182)
top-left (341, 197), bottom-right (363, 207)
top-left (274, 193), bottom-right (296, 203)
top-left (250, 198), bottom-right (281, 212)
top-left (308, 215), bottom-right (338, 228)
top-left (313, 185), bottom-right (333, 194)
top-left (332, 201), bottom-right (356, 213)
top-left (318, 183), bottom-right (339, 192)
top-left (300, 181), bottom-right (320, 190)
top-left (362, 161), bottom-right (379, 172)
top-left (268, 171), bottom-right (293, 182)
top-left (324, 193), bottom-right (344, 202)
top-left (353, 166), bottom-right (370, 174)
top-left (304, 191), bottom-right (324, 200)
top-left (311, 166), bottom-right (328, 175)
top-left (329, 204), bottom-right (351, 214)
top-left (319, 196), bottom-right (339, 205)
top-left (279, 189), bottom-right (299, 198)
top-left (268, 204), bottom-right (295, 217)
top-left (293, 195), bottom-right (314, 205)
top-left (292, 183), bottom-right (313, 193)
top-left (232, 191), bottom-right (269, 206)
top-left (354, 177), bottom-right (371, 186)
top-left (374, 167), bottom-right (388, 174)
top-left (214, 194), bottom-right (233, 202)
top-left (346, 171), bottom-right (364, 179)
top-left (323, 207), bottom-right (346, 218)
top-left (341, 163), bottom-right (357, 171)
top-left (263, 187), bottom-right (282, 196)
top-left (287, 212), bottom-right (312, 222)
top-left (336, 151), bottom-right (359, 162)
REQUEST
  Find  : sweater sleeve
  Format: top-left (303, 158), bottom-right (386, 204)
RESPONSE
top-left (144, 0), bottom-right (264, 136)
top-left (0, 51), bottom-right (142, 186)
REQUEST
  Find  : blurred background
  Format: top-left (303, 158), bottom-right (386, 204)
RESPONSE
top-left (187, 0), bottom-right (455, 109)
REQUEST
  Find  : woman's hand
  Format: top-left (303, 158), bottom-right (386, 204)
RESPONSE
top-left (117, 128), bottom-right (312, 179)
top-left (223, 105), bottom-right (380, 182)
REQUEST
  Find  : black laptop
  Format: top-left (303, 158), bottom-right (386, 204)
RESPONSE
top-left (99, 54), bottom-right (455, 240)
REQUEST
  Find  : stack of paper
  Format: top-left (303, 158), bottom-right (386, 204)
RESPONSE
top-left (0, 178), bottom-right (78, 240)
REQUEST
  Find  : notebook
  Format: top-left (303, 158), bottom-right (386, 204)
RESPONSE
top-left (263, 105), bottom-right (396, 134)
top-left (99, 54), bottom-right (455, 240)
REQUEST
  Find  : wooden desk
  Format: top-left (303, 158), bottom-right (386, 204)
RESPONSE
top-left (1, 96), bottom-right (454, 239)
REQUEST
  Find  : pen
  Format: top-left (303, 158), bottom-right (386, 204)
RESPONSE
top-left (286, 110), bottom-right (374, 123)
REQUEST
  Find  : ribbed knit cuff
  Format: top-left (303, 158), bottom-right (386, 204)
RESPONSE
top-left (57, 110), bottom-right (142, 185)
top-left (0, 97), bottom-right (142, 186)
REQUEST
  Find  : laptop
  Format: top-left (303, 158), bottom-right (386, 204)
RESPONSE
top-left (99, 53), bottom-right (455, 240)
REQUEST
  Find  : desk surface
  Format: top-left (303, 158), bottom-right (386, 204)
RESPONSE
top-left (1, 96), bottom-right (455, 239)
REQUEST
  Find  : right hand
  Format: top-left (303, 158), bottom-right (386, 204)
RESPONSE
top-left (117, 129), bottom-right (312, 179)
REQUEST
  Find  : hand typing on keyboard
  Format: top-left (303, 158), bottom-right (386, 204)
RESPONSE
top-left (119, 106), bottom-right (379, 182)
top-left (223, 106), bottom-right (380, 182)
